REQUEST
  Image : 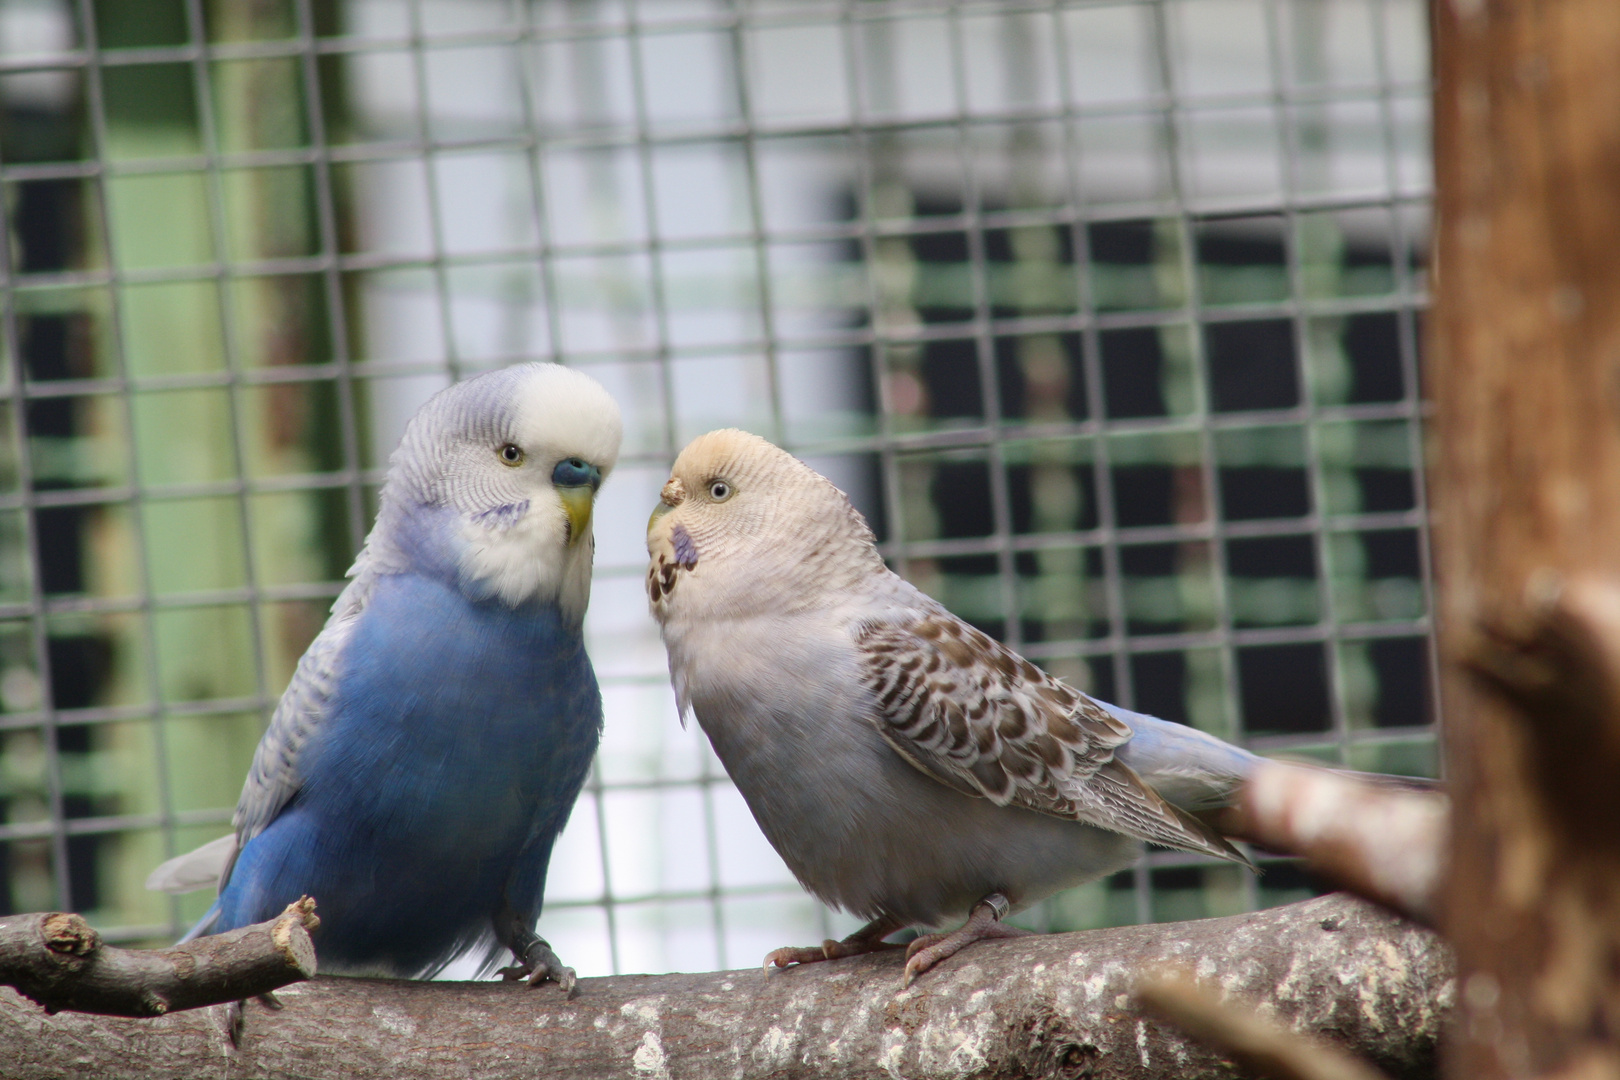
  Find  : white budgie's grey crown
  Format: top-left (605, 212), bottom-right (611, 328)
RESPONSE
top-left (353, 362), bottom-right (621, 613)
top-left (382, 362), bottom-right (620, 514)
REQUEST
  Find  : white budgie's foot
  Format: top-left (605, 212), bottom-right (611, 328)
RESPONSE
top-left (763, 916), bottom-right (907, 971)
top-left (901, 893), bottom-right (1031, 988)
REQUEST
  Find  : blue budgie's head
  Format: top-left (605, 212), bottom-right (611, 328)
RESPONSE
top-left (372, 363), bottom-right (622, 617)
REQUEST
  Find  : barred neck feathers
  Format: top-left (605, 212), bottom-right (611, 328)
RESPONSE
top-left (647, 429), bottom-right (886, 624)
top-left (360, 363), bottom-right (622, 623)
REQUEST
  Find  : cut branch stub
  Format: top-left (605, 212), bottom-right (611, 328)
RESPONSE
top-left (1216, 762), bottom-right (1447, 927)
top-left (0, 896), bottom-right (319, 1018)
top-left (1462, 574), bottom-right (1620, 847)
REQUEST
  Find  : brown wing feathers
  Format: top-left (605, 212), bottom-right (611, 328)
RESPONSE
top-left (857, 612), bottom-right (1250, 866)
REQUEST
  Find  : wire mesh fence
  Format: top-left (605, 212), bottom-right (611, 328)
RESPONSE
top-left (0, 0), bottom-right (1432, 977)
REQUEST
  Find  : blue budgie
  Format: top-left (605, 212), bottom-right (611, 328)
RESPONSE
top-left (646, 430), bottom-right (1284, 987)
top-left (148, 363), bottom-right (621, 990)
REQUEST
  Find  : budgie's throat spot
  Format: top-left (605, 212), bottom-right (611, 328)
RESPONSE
top-left (647, 525), bottom-right (698, 606)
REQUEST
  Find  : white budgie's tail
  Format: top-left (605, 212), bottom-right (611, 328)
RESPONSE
top-left (1108, 704), bottom-right (1440, 824)
top-left (145, 832), bottom-right (236, 894)
top-left (1105, 705), bottom-right (1261, 813)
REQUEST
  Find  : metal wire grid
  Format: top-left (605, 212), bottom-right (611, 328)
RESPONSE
top-left (0, 0), bottom-right (1433, 975)
top-left (821, 0), bottom-right (1433, 931)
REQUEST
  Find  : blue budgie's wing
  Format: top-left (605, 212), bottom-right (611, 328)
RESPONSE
top-left (144, 833), bottom-right (236, 894)
top-left (227, 577), bottom-right (372, 879)
top-left (146, 572), bottom-right (373, 896)
top-left (856, 610), bottom-right (1250, 866)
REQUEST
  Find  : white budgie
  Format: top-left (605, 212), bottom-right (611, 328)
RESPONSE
top-left (645, 428), bottom-right (1266, 986)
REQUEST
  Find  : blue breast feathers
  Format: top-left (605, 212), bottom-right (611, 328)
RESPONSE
top-left (213, 572), bottom-right (602, 977)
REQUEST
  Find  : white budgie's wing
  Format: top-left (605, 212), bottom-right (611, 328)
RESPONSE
top-left (856, 611), bottom-right (1248, 865)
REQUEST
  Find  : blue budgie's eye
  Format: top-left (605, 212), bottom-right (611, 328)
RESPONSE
top-left (498, 443), bottom-right (524, 467)
top-left (552, 457), bottom-right (600, 489)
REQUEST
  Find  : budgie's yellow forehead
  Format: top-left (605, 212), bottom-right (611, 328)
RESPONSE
top-left (651, 428), bottom-right (883, 614)
top-left (670, 428), bottom-right (813, 489)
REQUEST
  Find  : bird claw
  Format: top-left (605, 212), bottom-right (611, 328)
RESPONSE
top-left (223, 999), bottom-right (245, 1049)
top-left (901, 933), bottom-right (962, 988)
top-left (763, 939), bottom-right (854, 970)
top-left (900, 895), bottom-right (1031, 988)
top-left (763, 944), bottom-right (829, 970)
top-left (764, 924), bottom-right (908, 972)
top-left (221, 991), bottom-right (285, 1049)
top-left (498, 940), bottom-right (578, 998)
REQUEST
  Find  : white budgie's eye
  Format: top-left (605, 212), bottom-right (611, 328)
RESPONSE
top-left (498, 443), bottom-right (525, 467)
top-left (708, 479), bottom-right (733, 502)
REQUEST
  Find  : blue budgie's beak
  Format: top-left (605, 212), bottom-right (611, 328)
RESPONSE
top-left (552, 458), bottom-right (603, 547)
top-left (559, 487), bottom-right (594, 546)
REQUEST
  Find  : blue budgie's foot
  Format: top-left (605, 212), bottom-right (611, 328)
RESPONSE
top-left (498, 934), bottom-right (577, 997)
top-left (222, 993), bottom-right (282, 1049)
top-left (764, 916), bottom-right (907, 971)
top-left (901, 893), bottom-right (1032, 988)
top-left (224, 999), bottom-right (245, 1048)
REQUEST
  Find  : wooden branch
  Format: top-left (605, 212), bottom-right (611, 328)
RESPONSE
top-left (0, 898), bottom-right (318, 1018)
top-left (1136, 970), bottom-right (1393, 1080)
top-left (1217, 762), bottom-right (1447, 926)
top-left (0, 894), bottom-right (1448, 1080)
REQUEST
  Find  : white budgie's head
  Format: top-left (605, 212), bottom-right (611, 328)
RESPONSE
top-left (646, 429), bottom-right (885, 623)
top-left (374, 362), bottom-right (622, 618)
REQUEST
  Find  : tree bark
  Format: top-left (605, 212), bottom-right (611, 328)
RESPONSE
top-left (1428, 0), bottom-right (1620, 1076)
top-left (0, 894), bottom-right (1447, 1080)
top-left (1136, 971), bottom-right (1394, 1080)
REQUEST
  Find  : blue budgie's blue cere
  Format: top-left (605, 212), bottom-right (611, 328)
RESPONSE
top-left (148, 362), bottom-right (623, 987)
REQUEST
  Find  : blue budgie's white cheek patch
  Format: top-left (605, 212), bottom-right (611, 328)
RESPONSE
top-left (472, 500), bottom-right (530, 530)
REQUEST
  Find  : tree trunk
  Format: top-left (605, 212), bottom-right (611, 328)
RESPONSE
top-left (0, 894), bottom-right (1446, 1080)
top-left (1428, 0), bottom-right (1620, 1076)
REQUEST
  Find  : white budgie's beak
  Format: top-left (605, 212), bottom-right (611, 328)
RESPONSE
top-left (647, 477), bottom-right (684, 537)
